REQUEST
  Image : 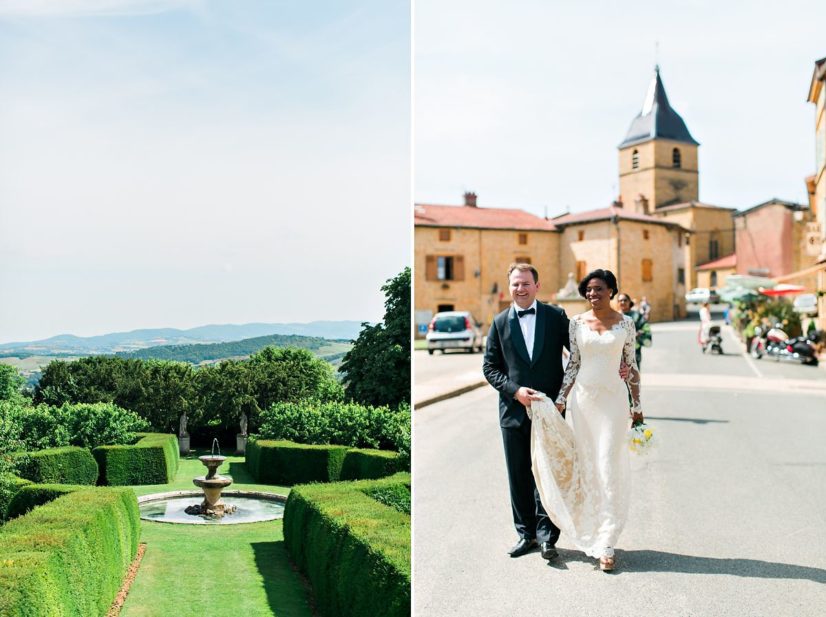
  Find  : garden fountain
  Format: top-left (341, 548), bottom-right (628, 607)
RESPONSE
top-left (184, 439), bottom-right (237, 518)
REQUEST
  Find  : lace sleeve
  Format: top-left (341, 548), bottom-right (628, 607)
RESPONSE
top-left (623, 317), bottom-right (642, 414)
top-left (555, 317), bottom-right (580, 407)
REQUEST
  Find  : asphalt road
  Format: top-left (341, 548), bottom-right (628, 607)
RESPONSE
top-left (412, 320), bottom-right (826, 617)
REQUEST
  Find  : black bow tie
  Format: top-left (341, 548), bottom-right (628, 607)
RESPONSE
top-left (517, 307), bottom-right (535, 318)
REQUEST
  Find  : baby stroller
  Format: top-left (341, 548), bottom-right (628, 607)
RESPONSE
top-left (701, 324), bottom-right (723, 354)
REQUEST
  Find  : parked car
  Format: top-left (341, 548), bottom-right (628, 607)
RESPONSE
top-left (685, 287), bottom-right (720, 304)
top-left (426, 311), bottom-right (484, 354)
top-left (793, 293), bottom-right (818, 315)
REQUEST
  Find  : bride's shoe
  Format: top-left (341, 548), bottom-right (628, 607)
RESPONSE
top-left (599, 556), bottom-right (615, 572)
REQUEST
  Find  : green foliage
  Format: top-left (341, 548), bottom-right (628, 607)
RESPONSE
top-left (0, 401), bottom-right (148, 453)
top-left (733, 296), bottom-right (803, 340)
top-left (246, 439), bottom-right (401, 485)
top-left (93, 433), bottom-right (179, 486)
top-left (283, 473), bottom-right (410, 617)
top-left (245, 439), bottom-right (349, 485)
top-left (0, 477), bottom-right (31, 523)
top-left (5, 483), bottom-right (83, 520)
top-left (341, 449), bottom-right (402, 481)
top-left (0, 487), bottom-right (140, 616)
top-left (340, 268), bottom-right (410, 408)
top-left (257, 400), bottom-right (411, 466)
top-left (117, 333), bottom-right (335, 363)
top-left (0, 365), bottom-right (25, 404)
top-left (362, 483), bottom-right (411, 515)
top-left (13, 447), bottom-right (98, 486)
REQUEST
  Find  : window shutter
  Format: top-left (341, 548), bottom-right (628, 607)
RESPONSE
top-left (426, 256), bottom-right (437, 281)
top-left (453, 256), bottom-right (465, 281)
top-left (642, 259), bottom-right (653, 282)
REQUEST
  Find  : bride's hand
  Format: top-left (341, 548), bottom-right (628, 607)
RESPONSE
top-left (555, 402), bottom-right (565, 415)
top-left (631, 411), bottom-right (644, 426)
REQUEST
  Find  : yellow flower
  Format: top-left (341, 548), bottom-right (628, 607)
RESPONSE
top-left (644, 429), bottom-right (653, 439)
top-left (632, 438), bottom-right (642, 444)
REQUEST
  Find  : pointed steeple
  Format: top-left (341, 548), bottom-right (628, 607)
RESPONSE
top-left (619, 66), bottom-right (699, 148)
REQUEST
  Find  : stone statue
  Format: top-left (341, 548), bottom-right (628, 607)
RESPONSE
top-left (179, 413), bottom-right (188, 438)
top-left (557, 272), bottom-right (580, 300)
top-left (239, 412), bottom-right (248, 437)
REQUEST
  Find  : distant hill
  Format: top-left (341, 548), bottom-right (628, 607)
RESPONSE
top-left (0, 320), bottom-right (364, 357)
top-left (116, 333), bottom-right (352, 364)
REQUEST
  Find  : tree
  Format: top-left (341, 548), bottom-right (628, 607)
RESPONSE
top-left (339, 267), bottom-right (410, 408)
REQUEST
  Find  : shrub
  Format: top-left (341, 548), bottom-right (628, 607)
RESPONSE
top-left (283, 473), bottom-right (410, 617)
top-left (245, 439), bottom-right (348, 485)
top-left (0, 477), bottom-right (31, 522)
top-left (362, 483), bottom-right (411, 515)
top-left (0, 487), bottom-right (140, 616)
top-left (93, 433), bottom-right (179, 486)
top-left (340, 448), bottom-right (401, 481)
top-left (13, 447), bottom-right (98, 485)
top-left (6, 483), bottom-right (83, 520)
top-left (257, 399), bottom-right (411, 463)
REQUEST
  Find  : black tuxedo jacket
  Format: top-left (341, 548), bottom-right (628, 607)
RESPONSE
top-left (483, 302), bottom-right (570, 428)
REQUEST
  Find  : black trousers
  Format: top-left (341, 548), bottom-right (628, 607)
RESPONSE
top-left (501, 420), bottom-right (560, 544)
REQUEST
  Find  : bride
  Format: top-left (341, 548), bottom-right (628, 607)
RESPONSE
top-left (529, 269), bottom-right (643, 572)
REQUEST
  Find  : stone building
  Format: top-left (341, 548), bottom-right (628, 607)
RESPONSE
top-left (807, 57), bottom-right (826, 329)
top-left (696, 254), bottom-right (736, 290)
top-left (733, 199), bottom-right (818, 290)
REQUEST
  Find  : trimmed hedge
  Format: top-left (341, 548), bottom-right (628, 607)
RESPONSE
top-left (13, 446), bottom-right (98, 485)
top-left (247, 439), bottom-right (401, 485)
top-left (93, 432), bottom-right (179, 486)
top-left (0, 487), bottom-right (140, 616)
top-left (340, 448), bottom-right (401, 481)
top-left (283, 473), bottom-right (410, 617)
top-left (246, 439), bottom-right (348, 485)
top-left (0, 477), bottom-right (32, 522)
top-left (6, 484), bottom-right (84, 521)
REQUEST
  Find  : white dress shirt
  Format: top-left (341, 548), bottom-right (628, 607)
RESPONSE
top-left (514, 300), bottom-right (537, 360)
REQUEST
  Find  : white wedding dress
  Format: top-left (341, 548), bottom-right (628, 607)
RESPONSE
top-left (529, 314), bottom-right (642, 559)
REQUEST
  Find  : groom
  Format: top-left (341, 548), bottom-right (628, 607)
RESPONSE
top-left (483, 263), bottom-right (570, 560)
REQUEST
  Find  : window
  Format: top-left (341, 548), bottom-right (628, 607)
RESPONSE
top-left (515, 256), bottom-right (531, 264)
top-left (437, 304), bottom-right (454, 313)
top-left (577, 230), bottom-right (585, 241)
top-left (576, 260), bottom-right (587, 282)
top-left (643, 229), bottom-right (650, 240)
top-left (672, 148), bottom-right (681, 168)
top-left (678, 268), bottom-right (685, 285)
top-left (642, 258), bottom-right (653, 282)
top-left (518, 232), bottom-right (528, 245)
top-left (709, 233), bottom-right (720, 260)
top-left (438, 229), bottom-right (451, 242)
top-left (678, 233), bottom-right (683, 247)
top-left (632, 149), bottom-right (639, 170)
top-left (425, 255), bottom-right (465, 281)
top-left (710, 271), bottom-right (718, 287)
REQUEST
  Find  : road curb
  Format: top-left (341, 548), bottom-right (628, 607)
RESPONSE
top-left (415, 380), bottom-right (488, 409)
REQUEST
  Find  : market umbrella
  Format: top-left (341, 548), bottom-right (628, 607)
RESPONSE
top-left (718, 286), bottom-right (760, 302)
top-left (758, 284), bottom-right (806, 297)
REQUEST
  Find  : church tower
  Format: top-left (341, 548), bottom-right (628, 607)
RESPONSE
top-left (618, 66), bottom-right (699, 214)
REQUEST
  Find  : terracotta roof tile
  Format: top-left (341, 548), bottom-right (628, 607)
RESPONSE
top-left (696, 253), bottom-right (736, 270)
top-left (414, 203), bottom-right (557, 231)
top-left (552, 206), bottom-right (688, 231)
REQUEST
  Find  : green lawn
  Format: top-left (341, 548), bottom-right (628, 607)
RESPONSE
top-left (121, 452), bottom-right (312, 616)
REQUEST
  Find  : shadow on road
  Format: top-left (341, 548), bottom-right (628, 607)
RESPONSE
top-left (571, 550), bottom-right (826, 582)
top-left (646, 416), bottom-right (729, 425)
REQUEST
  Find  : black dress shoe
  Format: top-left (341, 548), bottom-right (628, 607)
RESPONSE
top-left (540, 541), bottom-right (558, 560)
top-left (508, 538), bottom-right (537, 558)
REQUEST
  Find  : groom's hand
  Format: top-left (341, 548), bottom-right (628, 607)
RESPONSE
top-left (619, 361), bottom-right (630, 380)
top-left (515, 387), bottom-right (543, 408)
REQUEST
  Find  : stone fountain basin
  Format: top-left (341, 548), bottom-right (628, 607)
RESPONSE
top-left (193, 475), bottom-right (233, 489)
top-left (137, 490), bottom-right (286, 525)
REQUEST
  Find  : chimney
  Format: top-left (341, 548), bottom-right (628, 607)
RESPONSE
top-left (463, 191), bottom-right (478, 207)
top-left (634, 194), bottom-right (649, 215)
top-left (612, 196), bottom-right (623, 208)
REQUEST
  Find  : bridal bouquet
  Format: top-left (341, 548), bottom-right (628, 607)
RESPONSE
top-left (628, 422), bottom-right (655, 455)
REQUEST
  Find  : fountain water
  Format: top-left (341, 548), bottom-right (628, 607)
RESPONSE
top-left (184, 439), bottom-right (237, 518)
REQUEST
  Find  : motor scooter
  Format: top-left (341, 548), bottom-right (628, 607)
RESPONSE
top-left (750, 324), bottom-right (819, 366)
top-left (701, 324), bottom-right (723, 354)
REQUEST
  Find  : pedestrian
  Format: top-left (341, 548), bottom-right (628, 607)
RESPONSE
top-left (617, 293), bottom-right (651, 368)
top-left (639, 296), bottom-right (651, 321)
top-left (699, 301), bottom-right (712, 347)
top-left (531, 269), bottom-right (644, 572)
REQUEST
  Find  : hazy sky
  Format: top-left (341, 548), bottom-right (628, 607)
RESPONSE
top-left (415, 0), bottom-right (826, 217)
top-left (0, 0), bottom-right (410, 343)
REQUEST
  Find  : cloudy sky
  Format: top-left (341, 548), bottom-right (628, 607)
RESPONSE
top-left (415, 0), bottom-right (826, 216)
top-left (0, 0), bottom-right (410, 342)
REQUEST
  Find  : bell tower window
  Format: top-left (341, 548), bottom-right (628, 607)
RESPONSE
top-left (672, 148), bottom-right (681, 168)
top-left (632, 149), bottom-right (639, 170)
